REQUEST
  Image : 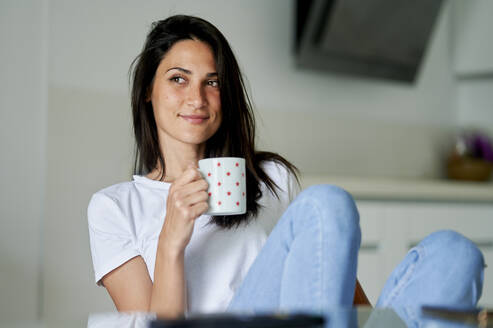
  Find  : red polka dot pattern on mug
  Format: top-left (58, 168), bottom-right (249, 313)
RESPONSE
top-left (198, 157), bottom-right (247, 215)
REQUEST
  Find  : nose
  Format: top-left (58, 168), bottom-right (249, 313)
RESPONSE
top-left (186, 83), bottom-right (207, 109)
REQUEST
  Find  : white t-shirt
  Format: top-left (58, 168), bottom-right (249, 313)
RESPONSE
top-left (88, 161), bottom-right (300, 314)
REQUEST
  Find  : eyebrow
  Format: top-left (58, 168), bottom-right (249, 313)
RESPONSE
top-left (166, 67), bottom-right (218, 78)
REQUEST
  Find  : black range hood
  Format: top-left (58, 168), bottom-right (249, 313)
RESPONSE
top-left (295, 0), bottom-right (444, 83)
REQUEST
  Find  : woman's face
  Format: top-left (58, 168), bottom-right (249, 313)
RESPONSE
top-left (149, 39), bottom-right (222, 148)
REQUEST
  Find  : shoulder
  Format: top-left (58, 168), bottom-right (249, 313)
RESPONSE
top-left (93, 180), bottom-right (135, 200)
top-left (255, 160), bottom-right (300, 234)
top-left (260, 160), bottom-right (300, 199)
top-left (260, 160), bottom-right (287, 178)
top-left (88, 181), bottom-right (134, 212)
top-left (87, 181), bottom-right (136, 231)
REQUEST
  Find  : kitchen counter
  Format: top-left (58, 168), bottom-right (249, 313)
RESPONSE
top-left (301, 175), bottom-right (493, 203)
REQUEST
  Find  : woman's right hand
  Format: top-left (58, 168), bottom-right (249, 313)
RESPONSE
top-left (160, 164), bottom-right (209, 254)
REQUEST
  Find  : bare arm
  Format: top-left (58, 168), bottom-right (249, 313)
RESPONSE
top-left (102, 256), bottom-right (153, 312)
top-left (101, 165), bottom-right (209, 318)
top-left (149, 238), bottom-right (187, 317)
top-left (102, 246), bottom-right (186, 317)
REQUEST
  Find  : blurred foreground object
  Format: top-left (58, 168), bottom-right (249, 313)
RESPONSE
top-left (447, 130), bottom-right (493, 182)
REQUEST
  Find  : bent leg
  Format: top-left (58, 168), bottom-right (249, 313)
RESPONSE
top-left (376, 230), bottom-right (485, 327)
top-left (227, 185), bottom-right (361, 314)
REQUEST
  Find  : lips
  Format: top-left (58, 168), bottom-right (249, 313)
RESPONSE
top-left (179, 114), bottom-right (209, 124)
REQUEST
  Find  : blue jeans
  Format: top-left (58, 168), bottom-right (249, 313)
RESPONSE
top-left (227, 185), bottom-right (485, 327)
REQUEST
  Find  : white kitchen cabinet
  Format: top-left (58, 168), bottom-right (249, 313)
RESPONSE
top-left (357, 202), bottom-right (386, 305)
top-left (355, 200), bottom-right (493, 307)
top-left (356, 201), bottom-right (410, 305)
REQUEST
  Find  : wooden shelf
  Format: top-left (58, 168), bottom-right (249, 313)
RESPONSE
top-left (301, 175), bottom-right (493, 203)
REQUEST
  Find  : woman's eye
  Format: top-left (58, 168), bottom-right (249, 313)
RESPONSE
top-left (170, 76), bottom-right (186, 84)
top-left (208, 80), bottom-right (219, 87)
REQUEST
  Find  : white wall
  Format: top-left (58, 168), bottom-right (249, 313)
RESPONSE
top-left (452, 0), bottom-right (493, 135)
top-left (0, 0), bottom-right (48, 320)
top-left (2, 0), bottom-right (483, 321)
top-left (452, 0), bottom-right (493, 75)
top-left (456, 81), bottom-right (493, 134)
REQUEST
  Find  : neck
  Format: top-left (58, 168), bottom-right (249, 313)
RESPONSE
top-left (147, 138), bottom-right (206, 182)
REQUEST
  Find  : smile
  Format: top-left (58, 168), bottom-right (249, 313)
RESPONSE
top-left (179, 114), bottom-right (210, 124)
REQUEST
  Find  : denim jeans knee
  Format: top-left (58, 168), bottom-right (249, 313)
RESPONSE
top-left (295, 184), bottom-right (360, 228)
top-left (291, 184), bottom-right (361, 245)
top-left (422, 230), bottom-right (485, 279)
top-left (376, 229), bottom-right (485, 327)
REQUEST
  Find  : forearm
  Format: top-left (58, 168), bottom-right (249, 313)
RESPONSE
top-left (150, 237), bottom-right (187, 318)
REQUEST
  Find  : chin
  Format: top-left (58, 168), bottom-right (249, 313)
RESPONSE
top-left (182, 127), bottom-right (220, 144)
top-left (180, 133), bottom-right (214, 146)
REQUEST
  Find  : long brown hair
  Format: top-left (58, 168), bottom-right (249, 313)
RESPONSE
top-left (130, 15), bottom-right (299, 228)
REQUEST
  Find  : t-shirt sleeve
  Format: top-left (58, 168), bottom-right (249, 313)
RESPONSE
top-left (259, 161), bottom-right (301, 234)
top-left (276, 162), bottom-right (301, 215)
top-left (87, 192), bottom-right (140, 286)
top-left (286, 165), bottom-right (301, 204)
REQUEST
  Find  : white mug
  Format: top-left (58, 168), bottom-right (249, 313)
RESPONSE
top-left (198, 157), bottom-right (246, 215)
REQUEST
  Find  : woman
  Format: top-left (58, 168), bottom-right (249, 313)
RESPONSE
top-left (88, 15), bottom-right (484, 327)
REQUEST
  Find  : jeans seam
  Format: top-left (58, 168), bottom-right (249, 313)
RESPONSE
top-left (380, 245), bottom-right (425, 308)
top-left (308, 194), bottom-right (329, 311)
top-left (298, 195), bottom-right (325, 311)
